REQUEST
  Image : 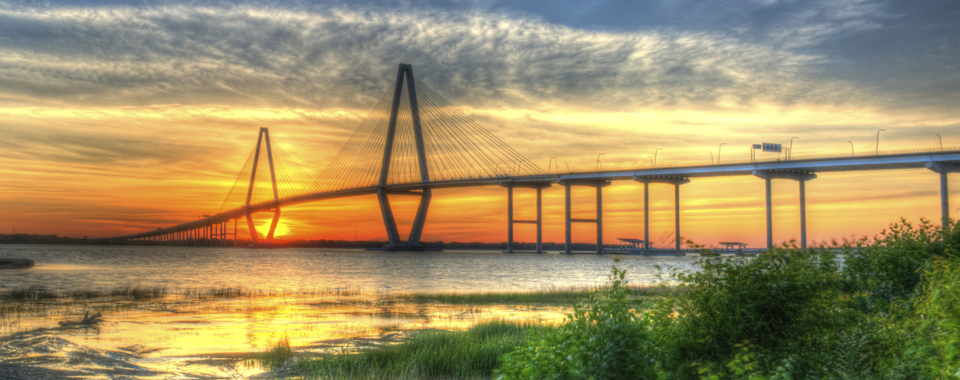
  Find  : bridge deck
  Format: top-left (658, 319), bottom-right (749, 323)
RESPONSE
top-left (103, 149), bottom-right (960, 241)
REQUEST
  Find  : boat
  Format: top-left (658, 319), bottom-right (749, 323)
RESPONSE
top-left (0, 258), bottom-right (34, 269)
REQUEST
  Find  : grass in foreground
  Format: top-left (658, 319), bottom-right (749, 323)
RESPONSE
top-left (393, 284), bottom-right (679, 306)
top-left (247, 337), bottom-right (295, 370)
top-left (285, 321), bottom-right (548, 380)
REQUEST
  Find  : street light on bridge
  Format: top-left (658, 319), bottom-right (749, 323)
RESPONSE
top-left (708, 151), bottom-right (714, 164)
top-left (597, 153), bottom-right (605, 171)
top-left (847, 140), bottom-right (855, 155)
top-left (790, 137), bottom-right (799, 160)
top-left (876, 129), bottom-right (885, 155)
top-left (717, 143), bottom-right (727, 163)
top-left (936, 134), bottom-right (943, 151)
top-left (653, 149), bottom-right (663, 168)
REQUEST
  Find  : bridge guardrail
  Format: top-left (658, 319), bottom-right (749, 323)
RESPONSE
top-left (557, 145), bottom-right (960, 174)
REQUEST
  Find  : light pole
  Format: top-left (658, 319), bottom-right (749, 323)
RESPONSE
top-left (653, 148), bottom-right (663, 167)
top-left (876, 129), bottom-right (885, 155)
top-left (548, 158), bottom-right (557, 173)
top-left (718, 143), bottom-right (727, 163)
top-left (564, 162), bottom-right (570, 172)
top-left (708, 151), bottom-right (714, 164)
top-left (597, 153), bottom-right (605, 171)
top-left (789, 137), bottom-right (798, 160)
top-left (847, 140), bottom-right (854, 155)
top-left (936, 134), bottom-right (943, 151)
top-left (644, 156), bottom-right (653, 166)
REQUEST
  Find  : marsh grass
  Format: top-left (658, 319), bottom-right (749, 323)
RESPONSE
top-left (393, 283), bottom-right (676, 306)
top-left (247, 337), bottom-right (295, 370)
top-left (290, 320), bottom-right (547, 380)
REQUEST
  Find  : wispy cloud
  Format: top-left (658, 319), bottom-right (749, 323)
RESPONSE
top-left (0, 3), bottom-right (857, 110)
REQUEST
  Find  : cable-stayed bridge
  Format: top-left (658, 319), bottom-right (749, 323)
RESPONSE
top-left (103, 64), bottom-right (960, 253)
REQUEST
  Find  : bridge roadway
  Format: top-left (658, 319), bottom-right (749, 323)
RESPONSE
top-left (105, 149), bottom-right (960, 252)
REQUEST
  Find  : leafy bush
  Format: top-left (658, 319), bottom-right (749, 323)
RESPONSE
top-left (497, 265), bottom-right (657, 380)
top-left (649, 247), bottom-right (845, 379)
top-left (843, 218), bottom-right (941, 312)
top-left (909, 255), bottom-right (960, 378)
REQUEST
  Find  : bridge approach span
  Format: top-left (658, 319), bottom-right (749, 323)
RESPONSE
top-left (105, 149), bottom-right (960, 249)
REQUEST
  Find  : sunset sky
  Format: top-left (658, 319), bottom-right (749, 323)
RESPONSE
top-left (1, 0), bottom-right (958, 248)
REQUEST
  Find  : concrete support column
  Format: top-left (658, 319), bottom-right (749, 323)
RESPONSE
top-left (245, 211), bottom-right (258, 246)
top-left (644, 182), bottom-right (650, 252)
top-left (800, 180), bottom-right (807, 249)
top-left (942, 172), bottom-right (950, 230)
top-left (765, 178), bottom-right (773, 249)
top-left (376, 189), bottom-right (401, 246)
top-left (565, 184), bottom-right (572, 254)
top-left (507, 186), bottom-right (514, 254)
top-left (536, 188), bottom-right (543, 253)
top-left (753, 170), bottom-right (815, 251)
top-left (596, 185), bottom-right (603, 255)
top-left (675, 183), bottom-right (681, 252)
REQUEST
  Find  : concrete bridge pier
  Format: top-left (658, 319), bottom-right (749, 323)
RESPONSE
top-left (752, 170), bottom-right (817, 249)
top-left (633, 176), bottom-right (690, 252)
top-left (926, 162), bottom-right (960, 230)
top-left (500, 182), bottom-right (552, 253)
top-left (560, 180), bottom-right (610, 254)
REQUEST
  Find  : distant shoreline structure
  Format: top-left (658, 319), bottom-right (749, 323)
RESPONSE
top-left (0, 233), bottom-right (628, 251)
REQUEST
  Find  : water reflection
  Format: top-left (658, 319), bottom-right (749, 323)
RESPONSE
top-left (1, 291), bottom-right (570, 378)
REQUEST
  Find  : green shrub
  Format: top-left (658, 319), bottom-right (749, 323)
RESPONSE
top-left (649, 247), bottom-right (843, 379)
top-left (497, 265), bottom-right (657, 380)
top-left (909, 255), bottom-right (960, 378)
top-left (843, 218), bottom-right (941, 312)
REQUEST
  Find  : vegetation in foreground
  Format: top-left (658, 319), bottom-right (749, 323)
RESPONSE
top-left (395, 284), bottom-right (676, 306)
top-left (289, 321), bottom-right (547, 379)
top-left (267, 218), bottom-right (960, 379)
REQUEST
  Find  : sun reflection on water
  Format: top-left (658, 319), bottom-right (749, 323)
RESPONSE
top-left (0, 290), bottom-right (570, 378)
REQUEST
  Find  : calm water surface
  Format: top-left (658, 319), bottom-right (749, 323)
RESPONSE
top-left (0, 245), bottom-right (699, 293)
top-left (0, 245), bottom-right (700, 379)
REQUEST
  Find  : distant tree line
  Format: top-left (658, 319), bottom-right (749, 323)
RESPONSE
top-left (0, 234), bottom-right (604, 251)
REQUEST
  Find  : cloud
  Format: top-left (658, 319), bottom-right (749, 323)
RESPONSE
top-left (0, 3), bottom-right (857, 111)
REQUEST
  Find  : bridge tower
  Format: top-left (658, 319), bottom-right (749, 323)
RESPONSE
top-left (244, 127), bottom-right (282, 246)
top-left (377, 64), bottom-right (432, 250)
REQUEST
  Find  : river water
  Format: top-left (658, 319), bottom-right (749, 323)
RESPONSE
top-left (0, 245), bottom-right (700, 378)
top-left (0, 245), bottom-right (697, 293)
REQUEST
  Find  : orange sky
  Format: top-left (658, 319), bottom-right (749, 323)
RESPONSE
top-left (0, 104), bottom-right (954, 248)
top-left (0, 3), bottom-right (958, 248)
